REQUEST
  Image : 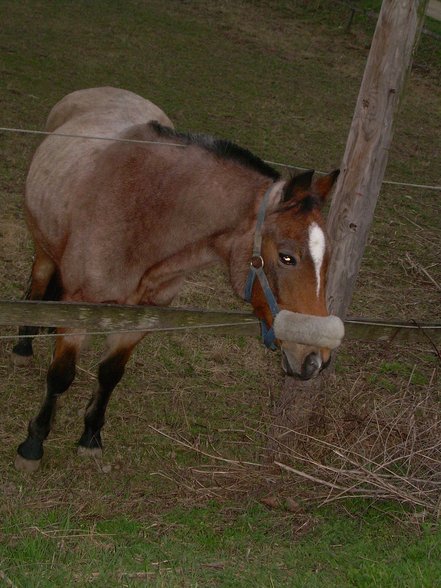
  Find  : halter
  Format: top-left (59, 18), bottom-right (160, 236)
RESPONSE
top-left (244, 184), bottom-right (280, 350)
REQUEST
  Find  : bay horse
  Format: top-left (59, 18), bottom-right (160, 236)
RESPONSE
top-left (12, 87), bottom-right (339, 472)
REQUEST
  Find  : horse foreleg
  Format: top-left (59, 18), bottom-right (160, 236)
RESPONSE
top-left (78, 333), bottom-right (144, 458)
top-left (15, 332), bottom-right (82, 472)
top-left (12, 245), bottom-right (59, 365)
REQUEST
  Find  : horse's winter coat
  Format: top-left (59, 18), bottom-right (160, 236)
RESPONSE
top-left (13, 87), bottom-right (339, 471)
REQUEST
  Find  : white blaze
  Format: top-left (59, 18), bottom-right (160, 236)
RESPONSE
top-left (308, 222), bottom-right (326, 297)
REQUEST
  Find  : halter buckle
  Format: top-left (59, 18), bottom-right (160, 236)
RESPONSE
top-left (250, 255), bottom-right (264, 270)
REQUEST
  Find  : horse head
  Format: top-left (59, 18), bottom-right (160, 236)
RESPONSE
top-left (245, 169), bottom-right (340, 380)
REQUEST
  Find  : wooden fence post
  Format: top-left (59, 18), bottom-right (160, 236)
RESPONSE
top-left (273, 0), bottom-right (429, 440)
top-left (326, 0), bottom-right (429, 318)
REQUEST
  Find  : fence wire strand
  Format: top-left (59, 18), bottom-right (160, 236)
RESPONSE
top-left (0, 320), bottom-right (259, 341)
top-left (1, 126), bottom-right (440, 191)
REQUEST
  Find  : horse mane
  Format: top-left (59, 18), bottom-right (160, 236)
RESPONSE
top-left (149, 121), bottom-right (280, 180)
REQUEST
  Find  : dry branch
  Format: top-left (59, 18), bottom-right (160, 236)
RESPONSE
top-left (269, 385), bottom-right (441, 516)
top-left (146, 382), bottom-right (441, 517)
top-left (404, 253), bottom-right (441, 292)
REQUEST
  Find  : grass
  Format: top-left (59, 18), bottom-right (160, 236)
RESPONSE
top-left (2, 501), bottom-right (441, 587)
top-left (0, 0), bottom-right (440, 586)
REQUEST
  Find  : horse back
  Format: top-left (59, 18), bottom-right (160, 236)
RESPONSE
top-left (45, 87), bottom-right (173, 132)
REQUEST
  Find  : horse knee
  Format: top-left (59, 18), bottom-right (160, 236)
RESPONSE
top-left (98, 351), bottom-right (129, 389)
top-left (47, 347), bottom-right (77, 396)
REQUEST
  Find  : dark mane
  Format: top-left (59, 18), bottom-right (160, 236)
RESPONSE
top-left (149, 121), bottom-right (280, 180)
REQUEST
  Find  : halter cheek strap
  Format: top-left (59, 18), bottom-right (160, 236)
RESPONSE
top-left (244, 184), bottom-right (280, 350)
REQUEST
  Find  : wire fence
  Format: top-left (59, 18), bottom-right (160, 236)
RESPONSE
top-left (1, 126), bottom-right (440, 192)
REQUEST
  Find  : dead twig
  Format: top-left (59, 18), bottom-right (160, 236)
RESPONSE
top-left (147, 425), bottom-right (264, 468)
top-left (404, 252), bottom-right (441, 292)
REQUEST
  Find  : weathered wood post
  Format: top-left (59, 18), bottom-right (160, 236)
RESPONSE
top-left (273, 0), bottom-right (429, 438)
top-left (326, 0), bottom-right (429, 318)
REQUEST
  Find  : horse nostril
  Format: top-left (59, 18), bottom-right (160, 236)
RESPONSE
top-left (301, 352), bottom-right (322, 380)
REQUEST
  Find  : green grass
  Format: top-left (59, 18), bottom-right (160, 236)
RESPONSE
top-left (2, 501), bottom-right (441, 587)
top-left (0, 0), bottom-right (440, 586)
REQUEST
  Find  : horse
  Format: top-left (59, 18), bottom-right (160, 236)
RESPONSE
top-left (12, 87), bottom-right (339, 472)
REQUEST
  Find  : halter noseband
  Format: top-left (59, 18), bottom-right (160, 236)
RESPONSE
top-left (244, 184), bottom-right (280, 350)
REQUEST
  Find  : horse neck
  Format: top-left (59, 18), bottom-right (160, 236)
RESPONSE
top-left (154, 152), bottom-right (275, 256)
top-left (135, 150), bottom-right (277, 283)
top-left (137, 150), bottom-right (280, 300)
top-left (208, 172), bottom-right (280, 298)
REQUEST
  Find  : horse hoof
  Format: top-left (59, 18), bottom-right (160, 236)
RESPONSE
top-left (11, 352), bottom-right (33, 367)
top-left (14, 453), bottom-right (41, 473)
top-left (77, 445), bottom-right (103, 459)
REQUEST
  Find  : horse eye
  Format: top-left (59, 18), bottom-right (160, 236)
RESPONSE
top-left (279, 253), bottom-right (297, 266)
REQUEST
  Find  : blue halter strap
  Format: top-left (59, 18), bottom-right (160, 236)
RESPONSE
top-left (244, 184), bottom-right (280, 350)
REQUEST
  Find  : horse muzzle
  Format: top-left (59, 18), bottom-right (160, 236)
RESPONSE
top-left (282, 348), bottom-right (330, 380)
top-left (274, 310), bottom-right (344, 380)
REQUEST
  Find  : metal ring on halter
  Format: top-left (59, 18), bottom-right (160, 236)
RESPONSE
top-left (250, 255), bottom-right (264, 269)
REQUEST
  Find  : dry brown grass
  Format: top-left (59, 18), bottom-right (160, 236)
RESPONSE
top-left (125, 339), bottom-right (440, 520)
top-left (272, 377), bottom-right (441, 515)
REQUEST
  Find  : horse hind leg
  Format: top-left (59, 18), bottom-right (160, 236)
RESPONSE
top-left (12, 246), bottom-right (61, 365)
top-left (78, 333), bottom-right (145, 458)
top-left (15, 330), bottom-right (83, 472)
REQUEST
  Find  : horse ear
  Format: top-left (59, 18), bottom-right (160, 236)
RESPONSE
top-left (312, 169), bottom-right (340, 202)
top-left (282, 170), bottom-right (315, 203)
